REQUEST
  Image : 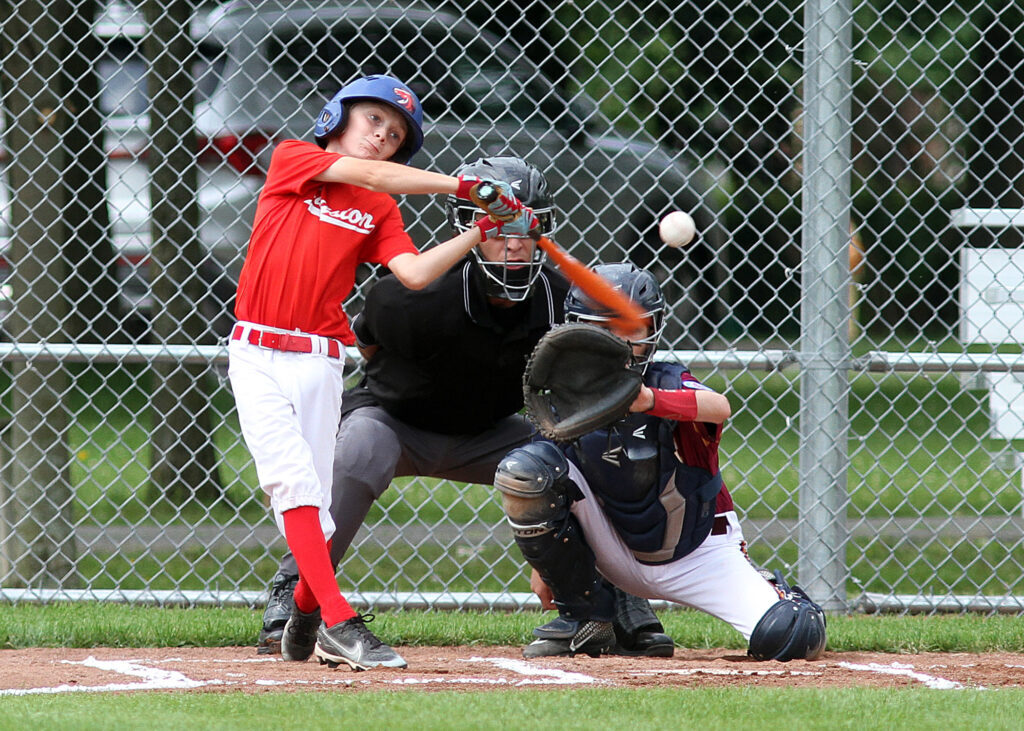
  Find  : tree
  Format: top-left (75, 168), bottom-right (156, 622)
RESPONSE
top-left (61, 0), bottom-right (126, 342)
top-left (0, 0), bottom-right (77, 587)
top-left (143, 0), bottom-right (222, 504)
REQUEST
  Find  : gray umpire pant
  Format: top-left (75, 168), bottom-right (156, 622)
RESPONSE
top-left (276, 405), bottom-right (661, 634)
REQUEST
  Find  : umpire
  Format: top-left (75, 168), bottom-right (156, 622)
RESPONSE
top-left (258, 155), bottom-right (674, 659)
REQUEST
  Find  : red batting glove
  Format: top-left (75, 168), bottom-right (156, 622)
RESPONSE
top-left (474, 215), bottom-right (503, 242)
top-left (500, 207), bottom-right (540, 238)
top-left (455, 175), bottom-right (524, 222)
top-left (455, 174), bottom-right (485, 201)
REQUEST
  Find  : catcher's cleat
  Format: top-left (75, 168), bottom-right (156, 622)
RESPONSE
top-left (609, 588), bottom-right (674, 657)
top-left (609, 629), bottom-right (675, 658)
top-left (257, 572), bottom-right (298, 655)
top-left (280, 605), bottom-right (321, 662)
top-left (522, 617), bottom-right (615, 659)
top-left (314, 613), bottom-right (407, 671)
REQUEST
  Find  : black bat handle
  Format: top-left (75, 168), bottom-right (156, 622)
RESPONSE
top-left (475, 182), bottom-right (499, 204)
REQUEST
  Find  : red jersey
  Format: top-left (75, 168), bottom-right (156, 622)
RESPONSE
top-left (234, 140), bottom-right (418, 343)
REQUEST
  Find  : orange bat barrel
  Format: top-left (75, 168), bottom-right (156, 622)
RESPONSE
top-left (532, 234), bottom-right (646, 333)
top-left (471, 182), bottom-right (646, 333)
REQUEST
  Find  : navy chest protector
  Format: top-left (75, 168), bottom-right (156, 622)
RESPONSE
top-left (565, 362), bottom-right (722, 564)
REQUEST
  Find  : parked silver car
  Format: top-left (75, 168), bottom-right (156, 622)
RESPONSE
top-left (2, 0), bottom-right (719, 340)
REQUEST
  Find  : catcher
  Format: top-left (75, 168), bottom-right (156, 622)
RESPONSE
top-left (499, 263), bottom-right (827, 661)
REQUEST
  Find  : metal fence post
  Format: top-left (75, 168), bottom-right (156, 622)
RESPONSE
top-left (798, 0), bottom-right (853, 611)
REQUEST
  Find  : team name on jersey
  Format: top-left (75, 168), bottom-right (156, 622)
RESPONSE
top-left (306, 195), bottom-right (377, 234)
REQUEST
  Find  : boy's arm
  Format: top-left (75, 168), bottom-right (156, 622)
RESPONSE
top-left (635, 386), bottom-right (731, 424)
top-left (313, 156), bottom-right (522, 220)
top-left (313, 156), bottom-right (458, 195)
top-left (385, 228), bottom-right (481, 291)
top-left (387, 209), bottom-right (539, 290)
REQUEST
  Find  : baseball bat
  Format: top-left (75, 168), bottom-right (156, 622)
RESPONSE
top-left (473, 184), bottom-right (646, 333)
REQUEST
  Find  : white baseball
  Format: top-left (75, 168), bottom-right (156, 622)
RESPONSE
top-left (659, 211), bottom-right (696, 248)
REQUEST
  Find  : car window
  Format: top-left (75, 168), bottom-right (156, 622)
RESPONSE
top-left (267, 21), bottom-right (562, 127)
top-left (96, 37), bottom-right (225, 118)
top-left (97, 38), bottom-right (148, 117)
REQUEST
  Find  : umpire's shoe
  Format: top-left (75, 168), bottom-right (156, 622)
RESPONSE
top-left (522, 615), bottom-right (615, 658)
top-left (257, 572), bottom-right (298, 655)
top-left (314, 613), bottom-right (408, 671)
top-left (280, 602), bottom-right (319, 659)
top-left (281, 605), bottom-right (321, 661)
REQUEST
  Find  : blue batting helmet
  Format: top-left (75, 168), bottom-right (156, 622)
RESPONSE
top-left (313, 75), bottom-right (424, 164)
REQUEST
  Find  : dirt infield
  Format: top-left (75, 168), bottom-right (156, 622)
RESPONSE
top-left (2, 646), bottom-right (1023, 695)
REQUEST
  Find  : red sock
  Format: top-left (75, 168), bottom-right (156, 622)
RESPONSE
top-left (282, 507), bottom-right (357, 626)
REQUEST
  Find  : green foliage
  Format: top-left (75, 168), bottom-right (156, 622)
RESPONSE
top-left (855, 1), bottom-right (980, 92)
top-left (532, 1), bottom-right (1011, 339)
top-left (19, 364), bottom-right (1023, 598)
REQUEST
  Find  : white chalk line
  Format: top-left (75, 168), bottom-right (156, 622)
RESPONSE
top-left (17, 654), bottom-right (989, 694)
top-left (636, 667), bottom-right (822, 678)
top-left (838, 661), bottom-right (968, 690)
top-left (1, 654), bottom-right (600, 695)
top-left (462, 656), bottom-right (600, 685)
top-left (1, 656), bottom-right (223, 696)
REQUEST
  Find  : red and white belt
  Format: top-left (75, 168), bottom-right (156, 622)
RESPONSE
top-left (231, 323), bottom-right (343, 360)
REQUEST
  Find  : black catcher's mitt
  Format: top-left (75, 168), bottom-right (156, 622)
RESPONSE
top-left (523, 323), bottom-right (643, 442)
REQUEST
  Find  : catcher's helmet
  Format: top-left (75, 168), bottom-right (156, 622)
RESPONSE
top-left (446, 156), bottom-right (556, 302)
top-left (564, 263), bottom-right (665, 369)
top-left (313, 75), bottom-right (424, 165)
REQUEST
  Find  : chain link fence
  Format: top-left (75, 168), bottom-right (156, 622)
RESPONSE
top-left (2, 0), bottom-right (1023, 614)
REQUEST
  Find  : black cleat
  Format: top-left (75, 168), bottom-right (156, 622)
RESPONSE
top-left (522, 617), bottom-right (615, 659)
top-left (281, 605), bottom-right (321, 662)
top-left (257, 572), bottom-right (298, 655)
top-left (609, 629), bottom-right (675, 657)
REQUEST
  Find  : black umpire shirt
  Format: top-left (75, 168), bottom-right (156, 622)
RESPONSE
top-left (342, 259), bottom-right (569, 435)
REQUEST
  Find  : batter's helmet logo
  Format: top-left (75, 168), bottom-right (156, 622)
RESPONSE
top-left (394, 87), bottom-right (416, 113)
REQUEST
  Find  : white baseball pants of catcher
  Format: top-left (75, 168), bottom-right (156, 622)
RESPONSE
top-left (227, 323), bottom-right (346, 540)
top-left (566, 461), bottom-right (781, 639)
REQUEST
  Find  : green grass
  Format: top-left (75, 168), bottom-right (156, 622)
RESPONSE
top-left (4, 687), bottom-right (1023, 731)
top-left (2, 603), bottom-right (1024, 653)
top-left (720, 370), bottom-right (1018, 520)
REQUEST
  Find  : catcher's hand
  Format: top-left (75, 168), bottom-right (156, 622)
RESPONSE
top-left (523, 323), bottom-right (643, 442)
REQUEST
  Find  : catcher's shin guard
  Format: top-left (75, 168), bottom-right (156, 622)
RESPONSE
top-left (748, 570), bottom-right (827, 662)
top-left (496, 443), bottom-right (614, 621)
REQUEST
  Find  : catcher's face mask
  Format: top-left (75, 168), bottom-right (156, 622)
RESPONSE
top-left (564, 262), bottom-right (666, 371)
top-left (449, 200), bottom-right (555, 302)
top-left (570, 314), bottom-right (663, 371)
top-left (472, 234), bottom-right (548, 302)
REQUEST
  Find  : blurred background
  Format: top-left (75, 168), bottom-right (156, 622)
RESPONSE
top-left (2, 0), bottom-right (1023, 614)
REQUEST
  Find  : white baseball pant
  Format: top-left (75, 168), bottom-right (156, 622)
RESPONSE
top-left (566, 461), bottom-right (781, 639)
top-left (227, 323), bottom-right (346, 539)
